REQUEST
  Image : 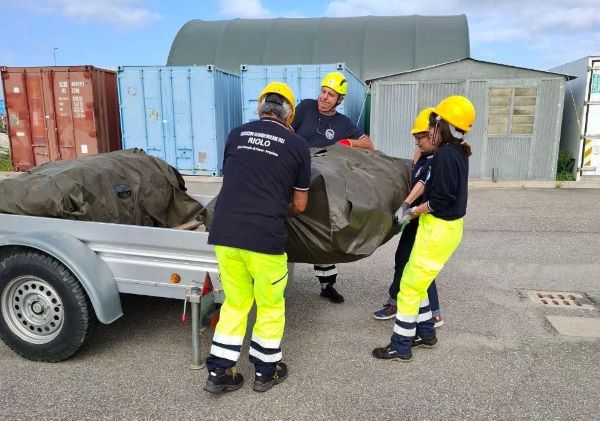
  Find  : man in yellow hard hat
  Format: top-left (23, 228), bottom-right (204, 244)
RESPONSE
top-left (292, 71), bottom-right (374, 304)
top-left (204, 82), bottom-right (311, 394)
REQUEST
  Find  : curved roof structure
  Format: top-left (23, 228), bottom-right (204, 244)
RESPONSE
top-left (167, 15), bottom-right (470, 81)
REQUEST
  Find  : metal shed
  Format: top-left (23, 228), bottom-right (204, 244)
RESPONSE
top-left (550, 56), bottom-right (600, 180)
top-left (368, 58), bottom-right (573, 181)
top-left (167, 15), bottom-right (470, 81)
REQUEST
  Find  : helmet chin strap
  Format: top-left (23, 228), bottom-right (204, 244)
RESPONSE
top-left (449, 124), bottom-right (464, 140)
top-left (433, 115), bottom-right (466, 144)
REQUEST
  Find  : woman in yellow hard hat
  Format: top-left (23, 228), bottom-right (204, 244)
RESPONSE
top-left (373, 95), bottom-right (475, 361)
top-left (372, 108), bottom-right (442, 328)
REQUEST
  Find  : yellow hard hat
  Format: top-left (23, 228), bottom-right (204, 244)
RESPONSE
top-left (433, 95), bottom-right (476, 133)
top-left (321, 72), bottom-right (347, 96)
top-left (258, 81), bottom-right (296, 125)
top-left (411, 108), bottom-right (434, 134)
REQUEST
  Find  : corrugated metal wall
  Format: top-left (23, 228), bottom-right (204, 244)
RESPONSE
top-left (370, 72), bottom-right (566, 180)
top-left (466, 80), bottom-right (488, 179)
top-left (532, 79), bottom-right (564, 179)
top-left (371, 82), bottom-right (417, 159)
top-left (488, 136), bottom-right (531, 179)
top-left (418, 82), bottom-right (464, 110)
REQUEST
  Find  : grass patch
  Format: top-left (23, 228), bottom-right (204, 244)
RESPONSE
top-left (0, 154), bottom-right (12, 172)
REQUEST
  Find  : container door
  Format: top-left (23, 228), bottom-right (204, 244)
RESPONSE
top-left (170, 68), bottom-right (195, 173)
top-left (67, 70), bottom-right (100, 158)
top-left (2, 69), bottom-right (35, 170)
top-left (26, 70), bottom-right (55, 167)
top-left (190, 68), bottom-right (218, 175)
top-left (241, 65), bottom-right (299, 123)
top-left (583, 60), bottom-right (600, 176)
top-left (119, 68), bottom-right (151, 153)
top-left (51, 70), bottom-right (77, 161)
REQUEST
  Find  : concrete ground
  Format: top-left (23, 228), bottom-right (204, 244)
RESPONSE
top-left (0, 182), bottom-right (599, 420)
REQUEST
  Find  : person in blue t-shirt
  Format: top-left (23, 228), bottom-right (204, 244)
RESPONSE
top-left (291, 71), bottom-right (373, 304)
top-left (204, 82), bottom-right (311, 394)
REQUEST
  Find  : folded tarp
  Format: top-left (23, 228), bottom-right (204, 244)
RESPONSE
top-left (205, 145), bottom-right (412, 263)
top-left (286, 145), bottom-right (411, 263)
top-left (0, 149), bottom-right (204, 228)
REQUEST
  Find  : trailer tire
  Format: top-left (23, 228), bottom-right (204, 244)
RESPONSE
top-left (0, 249), bottom-right (97, 362)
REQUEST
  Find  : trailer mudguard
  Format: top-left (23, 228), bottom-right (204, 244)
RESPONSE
top-left (0, 231), bottom-right (122, 324)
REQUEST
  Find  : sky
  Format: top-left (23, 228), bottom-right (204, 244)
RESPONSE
top-left (1, 0), bottom-right (599, 74)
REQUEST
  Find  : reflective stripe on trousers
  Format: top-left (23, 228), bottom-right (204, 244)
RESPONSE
top-left (314, 263), bottom-right (337, 284)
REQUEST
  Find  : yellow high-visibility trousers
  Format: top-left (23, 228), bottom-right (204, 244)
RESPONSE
top-left (208, 245), bottom-right (288, 369)
top-left (397, 213), bottom-right (463, 317)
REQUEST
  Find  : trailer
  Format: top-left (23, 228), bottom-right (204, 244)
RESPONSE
top-left (0, 195), bottom-right (222, 368)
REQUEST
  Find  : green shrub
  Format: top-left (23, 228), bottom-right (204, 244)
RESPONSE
top-left (0, 154), bottom-right (12, 172)
top-left (556, 149), bottom-right (575, 181)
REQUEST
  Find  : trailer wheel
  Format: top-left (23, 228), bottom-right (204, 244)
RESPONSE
top-left (0, 250), bottom-right (97, 362)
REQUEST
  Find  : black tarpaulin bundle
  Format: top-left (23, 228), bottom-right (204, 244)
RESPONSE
top-left (204, 145), bottom-right (412, 263)
top-left (285, 145), bottom-right (412, 263)
top-left (0, 149), bottom-right (204, 227)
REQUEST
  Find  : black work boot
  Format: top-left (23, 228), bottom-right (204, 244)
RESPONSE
top-left (320, 284), bottom-right (345, 303)
top-left (253, 362), bottom-right (288, 392)
top-left (412, 336), bottom-right (438, 348)
top-left (204, 367), bottom-right (244, 394)
top-left (372, 344), bottom-right (413, 361)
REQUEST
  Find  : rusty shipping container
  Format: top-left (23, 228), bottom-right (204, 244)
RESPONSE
top-left (0, 66), bottom-right (122, 171)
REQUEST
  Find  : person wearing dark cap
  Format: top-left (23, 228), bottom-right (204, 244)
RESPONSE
top-left (292, 71), bottom-right (373, 304)
top-left (204, 82), bottom-right (311, 394)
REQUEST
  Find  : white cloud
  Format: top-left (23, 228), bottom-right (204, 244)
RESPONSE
top-left (219, 0), bottom-right (274, 19)
top-left (323, 0), bottom-right (600, 68)
top-left (14, 0), bottom-right (161, 28)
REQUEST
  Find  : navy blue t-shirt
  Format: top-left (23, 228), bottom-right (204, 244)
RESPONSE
top-left (291, 99), bottom-right (364, 147)
top-left (410, 153), bottom-right (433, 207)
top-left (424, 143), bottom-right (469, 220)
top-left (208, 118), bottom-right (311, 254)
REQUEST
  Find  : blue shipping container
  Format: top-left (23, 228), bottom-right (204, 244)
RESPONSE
top-left (0, 99), bottom-right (5, 116)
top-left (241, 63), bottom-right (366, 130)
top-left (117, 66), bottom-right (241, 176)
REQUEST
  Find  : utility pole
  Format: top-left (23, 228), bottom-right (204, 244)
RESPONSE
top-left (53, 48), bottom-right (58, 66)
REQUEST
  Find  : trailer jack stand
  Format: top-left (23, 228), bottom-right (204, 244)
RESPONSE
top-left (188, 287), bottom-right (205, 370)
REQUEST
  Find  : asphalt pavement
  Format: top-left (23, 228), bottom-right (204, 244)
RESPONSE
top-left (1, 184), bottom-right (599, 420)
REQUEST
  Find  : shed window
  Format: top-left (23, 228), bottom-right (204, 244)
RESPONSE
top-left (488, 87), bottom-right (537, 135)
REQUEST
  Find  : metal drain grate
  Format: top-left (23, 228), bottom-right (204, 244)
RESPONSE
top-left (526, 291), bottom-right (595, 310)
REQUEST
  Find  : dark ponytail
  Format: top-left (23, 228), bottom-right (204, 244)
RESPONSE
top-left (429, 113), bottom-right (472, 157)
